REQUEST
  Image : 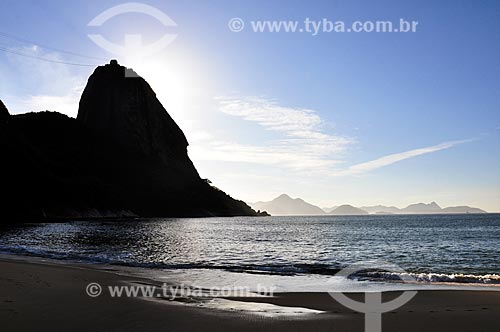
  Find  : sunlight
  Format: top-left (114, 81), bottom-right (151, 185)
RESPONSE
top-left (121, 52), bottom-right (203, 129)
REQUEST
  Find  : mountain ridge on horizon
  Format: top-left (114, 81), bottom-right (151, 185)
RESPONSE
top-left (251, 193), bottom-right (325, 216)
top-left (250, 194), bottom-right (488, 216)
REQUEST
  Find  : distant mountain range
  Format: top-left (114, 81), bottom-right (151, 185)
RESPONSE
top-left (330, 205), bottom-right (368, 215)
top-left (401, 202), bottom-right (442, 214)
top-left (362, 202), bottom-right (486, 214)
top-left (250, 194), bottom-right (487, 216)
top-left (250, 194), bottom-right (325, 215)
top-left (359, 205), bottom-right (401, 214)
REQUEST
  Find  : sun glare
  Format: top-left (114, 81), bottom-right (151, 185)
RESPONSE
top-left (122, 52), bottom-right (204, 130)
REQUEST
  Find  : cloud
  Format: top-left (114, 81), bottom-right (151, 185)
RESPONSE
top-left (217, 96), bottom-right (322, 135)
top-left (191, 97), bottom-right (471, 177)
top-left (191, 138), bottom-right (342, 170)
top-left (335, 139), bottom-right (473, 176)
top-left (5, 90), bottom-right (82, 117)
top-left (1, 45), bottom-right (89, 117)
top-left (189, 96), bottom-right (353, 172)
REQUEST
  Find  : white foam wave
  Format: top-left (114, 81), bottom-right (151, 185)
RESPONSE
top-left (365, 271), bottom-right (500, 284)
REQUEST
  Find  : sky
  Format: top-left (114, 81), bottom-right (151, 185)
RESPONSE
top-left (1, 0), bottom-right (499, 211)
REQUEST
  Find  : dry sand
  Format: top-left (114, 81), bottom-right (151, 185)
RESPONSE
top-left (1, 256), bottom-right (499, 332)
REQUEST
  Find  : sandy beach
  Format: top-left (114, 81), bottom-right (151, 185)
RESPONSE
top-left (1, 255), bottom-right (499, 332)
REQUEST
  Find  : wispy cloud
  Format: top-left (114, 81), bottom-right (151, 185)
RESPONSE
top-left (335, 139), bottom-right (473, 176)
top-left (217, 96), bottom-right (322, 135)
top-left (2, 45), bottom-right (88, 117)
top-left (216, 96), bottom-right (352, 152)
top-left (191, 97), bottom-right (472, 177)
top-left (4, 86), bottom-right (84, 117)
top-left (189, 96), bottom-right (353, 172)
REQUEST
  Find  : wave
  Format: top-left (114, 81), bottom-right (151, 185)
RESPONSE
top-left (0, 245), bottom-right (342, 275)
top-left (361, 271), bottom-right (500, 285)
top-left (1, 246), bottom-right (500, 285)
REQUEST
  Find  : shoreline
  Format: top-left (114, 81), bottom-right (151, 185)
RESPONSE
top-left (2, 254), bottom-right (500, 331)
top-left (1, 252), bottom-right (499, 291)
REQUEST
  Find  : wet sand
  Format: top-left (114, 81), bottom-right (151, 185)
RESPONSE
top-left (1, 256), bottom-right (499, 332)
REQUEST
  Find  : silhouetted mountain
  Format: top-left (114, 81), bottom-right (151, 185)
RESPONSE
top-left (78, 60), bottom-right (197, 178)
top-left (0, 61), bottom-right (265, 220)
top-left (401, 202), bottom-right (442, 214)
top-left (399, 202), bottom-right (486, 214)
top-left (330, 205), bottom-right (368, 215)
top-left (250, 194), bottom-right (325, 215)
top-left (0, 99), bottom-right (9, 125)
top-left (360, 203), bottom-right (486, 214)
top-left (360, 205), bottom-right (401, 214)
top-left (441, 206), bottom-right (486, 214)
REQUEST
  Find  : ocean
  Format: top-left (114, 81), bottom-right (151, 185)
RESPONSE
top-left (1, 214), bottom-right (500, 291)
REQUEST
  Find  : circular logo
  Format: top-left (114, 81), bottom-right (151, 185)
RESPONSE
top-left (86, 282), bottom-right (102, 297)
top-left (88, 3), bottom-right (178, 57)
top-left (228, 18), bottom-right (245, 32)
top-left (329, 260), bottom-right (417, 313)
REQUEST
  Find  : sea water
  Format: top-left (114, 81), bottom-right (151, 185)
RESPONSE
top-left (1, 214), bottom-right (499, 291)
